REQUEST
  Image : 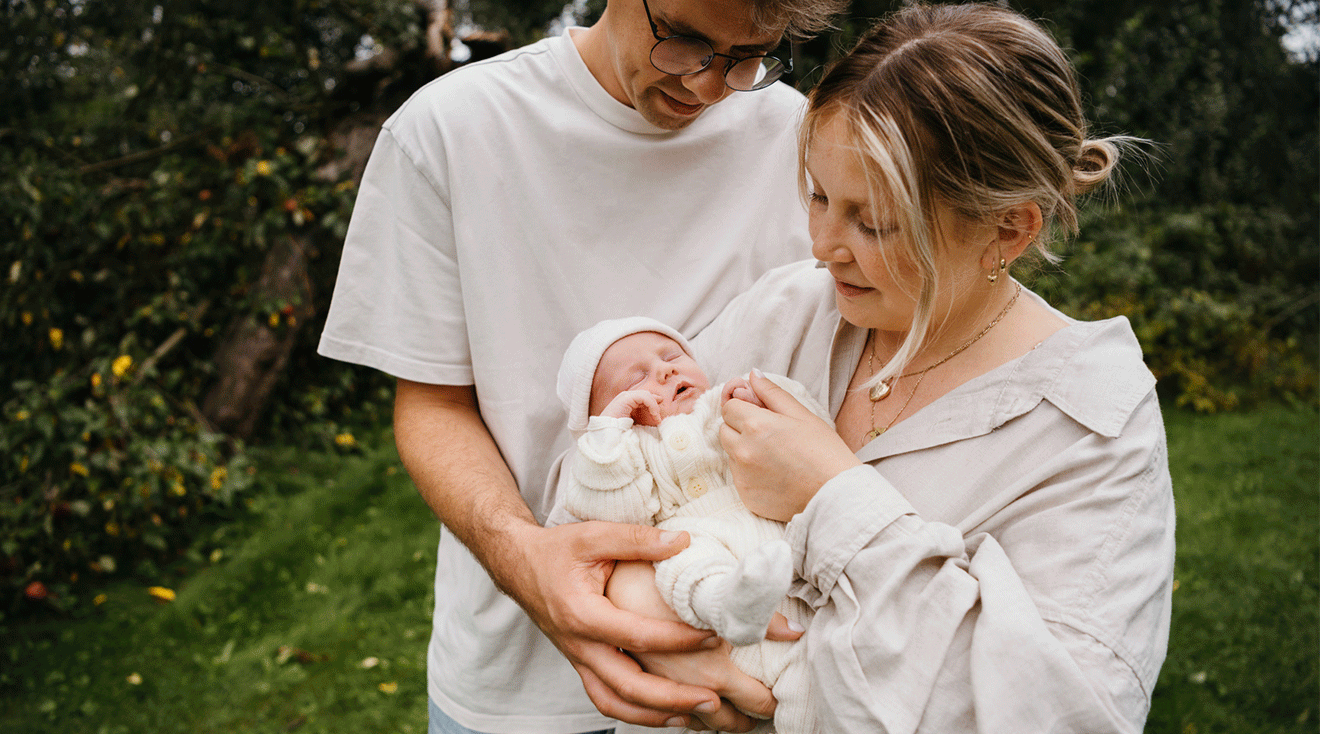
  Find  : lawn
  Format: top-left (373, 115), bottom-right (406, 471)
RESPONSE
top-left (2, 403), bottom-right (1317, 733)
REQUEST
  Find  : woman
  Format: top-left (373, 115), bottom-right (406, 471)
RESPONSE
top-left (608, 4), bottom-right (1174, 732)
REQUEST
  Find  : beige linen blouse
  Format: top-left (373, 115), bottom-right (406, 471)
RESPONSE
top-left (689, 260), bottom-right (1175, 734)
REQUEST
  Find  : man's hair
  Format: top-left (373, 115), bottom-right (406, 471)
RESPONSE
top-left (753, 0), bottom-right (848, 40)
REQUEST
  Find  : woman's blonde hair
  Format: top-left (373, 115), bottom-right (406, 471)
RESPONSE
top-left (800, 2), bottom-right (1137, 384)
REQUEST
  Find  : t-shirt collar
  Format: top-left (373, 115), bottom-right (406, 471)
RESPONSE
top-left (556, 26), bottom-right (682, 136)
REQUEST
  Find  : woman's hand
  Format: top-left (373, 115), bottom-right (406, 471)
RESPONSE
top-left (720, 371), bottom-right (861, 522)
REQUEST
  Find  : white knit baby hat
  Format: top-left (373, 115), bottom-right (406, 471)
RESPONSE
top-left (556, 316), bottom-right (692, 433)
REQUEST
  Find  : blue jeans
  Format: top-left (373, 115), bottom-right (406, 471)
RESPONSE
top-left (428, 697), bottom-right (614, 734)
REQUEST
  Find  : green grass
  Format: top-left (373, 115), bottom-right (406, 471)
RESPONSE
top-left (1147, 403), bottom-right (1319, 734)
top-left (1, 434), bottom-right (436, 734)
top-left (2, 405), bottom-right (1316, 733)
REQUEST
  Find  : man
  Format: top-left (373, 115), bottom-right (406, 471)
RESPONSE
top-left (318, 0), bottom-right (842, 731)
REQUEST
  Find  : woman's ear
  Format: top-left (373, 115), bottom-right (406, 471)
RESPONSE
top-left (980, 202), bottom-right (1043, 269)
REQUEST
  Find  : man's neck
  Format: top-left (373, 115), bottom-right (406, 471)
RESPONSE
top-left (570, 18), bottom-right (631, 108)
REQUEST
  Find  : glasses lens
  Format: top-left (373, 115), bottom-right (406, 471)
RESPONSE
top-left (651, 36), bottom-right (714, 75)
top-left (726, 56), bottom-right (785, 91)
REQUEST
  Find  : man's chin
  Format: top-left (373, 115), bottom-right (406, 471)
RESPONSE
top-left (638, 89), bottom-right (706, 130)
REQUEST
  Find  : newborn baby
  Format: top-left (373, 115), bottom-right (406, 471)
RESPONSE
top-left (555, 316), bottom-right (830, 733)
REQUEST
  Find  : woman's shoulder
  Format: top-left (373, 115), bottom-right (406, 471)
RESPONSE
top-left (1029, 313), bottom-right (1157, 438)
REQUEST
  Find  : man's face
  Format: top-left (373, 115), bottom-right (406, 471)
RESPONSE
top-left (599, 0), bottom-right (784, 130)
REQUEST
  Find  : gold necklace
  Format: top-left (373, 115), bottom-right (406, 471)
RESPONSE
top-left (865, 282), bottom-right (1021, 441)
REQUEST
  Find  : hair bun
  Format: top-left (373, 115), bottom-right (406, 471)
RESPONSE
top-left (1073, 139), bottom-right (1118, 195)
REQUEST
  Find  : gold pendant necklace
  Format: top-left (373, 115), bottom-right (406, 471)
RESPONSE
top-left (864, 282), bottom-right (1021, 440)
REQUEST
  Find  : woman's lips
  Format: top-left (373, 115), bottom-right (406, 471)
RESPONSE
top-left (834, 279), bottom-right (873, 298)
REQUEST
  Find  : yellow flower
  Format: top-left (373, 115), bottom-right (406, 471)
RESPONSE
top-left (49, 328), bottom-right (64, 350)
top-left (15, 410), bottom-right (29, 421)
top-left (94, 594), bottom-right (108, 605)
top-left (91, 373), bottom-right (102, 388)
top-left (268, 312), bottom-right (280, 327)
top-left (70, 462), bottom-right (90, 477)
top-left (105, 521), bottom-right (120, 536)
top-left (378, 682), bottom-right (398, 694)
top-left (170, 481), bottom-right (187, 497)
top-left (111, 354), bottom-right (133, 378)
top-left (127, 673), bottom-right (143, 685)
top-left (255, 160), bottom-right (272, 176)
top-left (334, 432), bottom-right (356, 448)
top-left (147, 586), bottom-right (176, 602)
top-left (21, 311), bottom-right (32, 325)
top-left (210, 467), bottom-right (227, 490)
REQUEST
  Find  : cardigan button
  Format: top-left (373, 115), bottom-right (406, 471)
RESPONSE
top-left (667, 431), bottom-right (691, 451)
top-left (684, 478), bottom-right (706, 498)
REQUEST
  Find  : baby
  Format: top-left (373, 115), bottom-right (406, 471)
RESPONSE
top-left (554, 316), bottom-right (830, 733)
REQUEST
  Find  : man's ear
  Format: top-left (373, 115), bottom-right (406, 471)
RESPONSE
top-left (980, 202), bottom-right (1043, 270)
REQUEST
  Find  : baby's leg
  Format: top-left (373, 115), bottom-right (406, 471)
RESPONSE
top-left (655, 531), bottom-right (792, 646)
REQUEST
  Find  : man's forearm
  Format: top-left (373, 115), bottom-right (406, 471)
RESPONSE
top-left (393, 378), bottom-right (538, 594)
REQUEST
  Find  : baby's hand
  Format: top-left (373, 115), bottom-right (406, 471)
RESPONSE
top-left (721, 377), bottom-right (766, 409)
top-left (603, 390), bottom-right (664, 427)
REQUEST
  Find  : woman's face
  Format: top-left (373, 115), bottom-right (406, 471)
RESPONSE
top-left (806, 114), bottom-right (990, 334)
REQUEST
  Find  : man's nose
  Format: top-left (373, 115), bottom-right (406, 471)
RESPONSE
top-left (681, 63), bottom-right (731, 105)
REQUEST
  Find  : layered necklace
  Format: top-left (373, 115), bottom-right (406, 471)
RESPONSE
top-left (864, 282), bottom-right (1022, 441)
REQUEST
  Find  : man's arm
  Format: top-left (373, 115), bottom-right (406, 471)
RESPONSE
top-left (394, 379), bottom-right (763, 729)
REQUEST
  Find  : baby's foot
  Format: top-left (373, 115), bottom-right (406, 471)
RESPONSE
top-left (718, 540), bottom-right (793, 645)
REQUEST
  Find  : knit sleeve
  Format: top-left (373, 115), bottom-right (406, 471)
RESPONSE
top-left (563, 416), bottom-right (662, 525)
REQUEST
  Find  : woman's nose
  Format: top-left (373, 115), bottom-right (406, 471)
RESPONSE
top-left (811, 222), bottom-right (853, 263)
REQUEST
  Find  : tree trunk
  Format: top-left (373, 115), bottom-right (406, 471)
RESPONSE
top-left (201, 235), bottom-right (315, 438)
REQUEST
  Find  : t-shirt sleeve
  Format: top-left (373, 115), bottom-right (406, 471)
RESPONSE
top-left (317, 125), bottom-right (473, 385)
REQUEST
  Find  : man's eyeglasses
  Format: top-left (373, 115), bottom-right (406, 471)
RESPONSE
top-left (641, 0), bottom-right (792, 92)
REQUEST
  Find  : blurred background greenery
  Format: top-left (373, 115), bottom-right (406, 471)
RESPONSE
top-left (1, 0), bottom-right (1316, 731)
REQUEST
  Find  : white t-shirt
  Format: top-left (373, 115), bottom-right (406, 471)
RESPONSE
top-left (318, 28), bottom-right (811, 734)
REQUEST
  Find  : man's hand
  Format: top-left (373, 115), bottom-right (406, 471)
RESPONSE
top-left (512, 522), bottom-right (732, 728)
top-left (606, 560), bottom-right (804, 732)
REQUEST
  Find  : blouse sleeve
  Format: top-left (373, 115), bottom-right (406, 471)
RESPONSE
top-left (563, 416), bottom-right (661, 526)
top-left (785, 392), bottom-right (1174, 733)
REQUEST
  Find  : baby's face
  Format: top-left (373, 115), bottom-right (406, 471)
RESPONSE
top-left (590, 332), bottom-right (711, 421)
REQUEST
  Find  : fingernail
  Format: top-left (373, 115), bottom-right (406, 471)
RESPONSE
top-left (659, 530), bottom-right (683, 545)
top-left (752, 368), bottom-right (765, 378)
top-left (700, 635), bottom-right (722, 649)
top-left (787, 619), bottom-right (805, 633)
top-left (664, 717), bottom-right (687, 728)
top-left (694, 701), bottom-right (719, 714)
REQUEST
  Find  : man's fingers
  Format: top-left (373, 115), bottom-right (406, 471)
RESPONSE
top-left (718, 669), bottom-right (779, 721)
top-left (575, 659), bottom-right (694, 729)
top-left (569, 520), bottom-right (690, 562)
top-left (571, 593), bottom-right (713, 652)
top-left (575, 645), bottom-right (718, 724)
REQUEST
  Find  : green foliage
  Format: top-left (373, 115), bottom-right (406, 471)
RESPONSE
top-left (1, 433), bottom-right (436, 733)
top-left (1, 0), bottom-right (411, 610)
top-left (1024, 203), bottom-right (1318, 411)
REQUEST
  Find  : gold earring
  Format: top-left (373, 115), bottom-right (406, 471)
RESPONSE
top-left (988, 258), bottom-right (1006, 284)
